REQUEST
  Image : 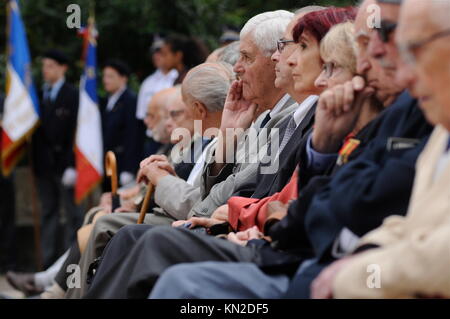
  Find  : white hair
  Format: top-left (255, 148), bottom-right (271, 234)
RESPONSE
top-left (295, 5), bottom-right (327, 15)
top-left (217, 41), bottom-right (240, 66)
top-left (240, 10), bottom-right (294, 56)
top-left (182, 62), bottom-right (235, 112)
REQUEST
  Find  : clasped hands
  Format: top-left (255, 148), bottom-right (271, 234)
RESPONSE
top-left (172, 204), bottom-right (265, 246)
top-left (136, 154), bottom-right (177, 186)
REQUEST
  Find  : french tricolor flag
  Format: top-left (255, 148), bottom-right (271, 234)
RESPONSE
top-left (75, 17), bottom-right (103, 203)
top-left (1, 0), bottom-right (40, 176)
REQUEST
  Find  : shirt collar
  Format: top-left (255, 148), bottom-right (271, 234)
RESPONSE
top-left (293, 95), bottom-right (318, 126)
top-left (44, 77), bottom-right (65, 101)
top-left (110, 85), bottom-right (127, 101)
top-left (269, 94), bottom-right (291, 117)
top-left (107, 86), bottom-right (127, 111)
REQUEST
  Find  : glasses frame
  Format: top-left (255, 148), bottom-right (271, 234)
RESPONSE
top-left (398, 28), bottom-right (450, 65)
top-left (277, 39), bottom-right (295, 53)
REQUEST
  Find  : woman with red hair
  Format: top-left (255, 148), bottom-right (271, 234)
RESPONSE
top-left (181, 7), bottom-right (358, 234)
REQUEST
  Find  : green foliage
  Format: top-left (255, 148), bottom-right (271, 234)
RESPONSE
top-left (0, 0), bottom-right (356, 92)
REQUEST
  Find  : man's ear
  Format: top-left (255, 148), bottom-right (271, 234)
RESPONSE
top-left (193, 101), bottom-right (207, 119)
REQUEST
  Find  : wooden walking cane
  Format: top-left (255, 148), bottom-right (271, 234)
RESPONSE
top-left (137, 183), bottom-right (154, 224)
top-left (105, 151), bottom-right (118, 195)
top-left (105, 151), bottom-right (120, 211)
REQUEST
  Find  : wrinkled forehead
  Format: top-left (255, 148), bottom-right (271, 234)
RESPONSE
top-left (166, 93), bottom-right (185, 111)
top-left (239, 33), bottom-right (261, 56)
top-left (397, 0), bottom-right (437, 44)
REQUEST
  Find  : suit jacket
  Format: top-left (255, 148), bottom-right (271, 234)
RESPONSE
top-left (188, 96), bottom-right (298, 218)
top-left (101, 88), bottom-right (143, 177)
top-left (235, 102), bottom-right (316, 199)
top-left (333, 125), bottom-right (450, 298)
top-left (154, 138), bottom-right (215, 220)
top-left (32, 81), bottom-right (79, 176)
top-left (255, 92), bottom-right (433, 292)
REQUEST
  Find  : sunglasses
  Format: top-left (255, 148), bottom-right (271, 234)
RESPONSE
top-left (376, 20), bottom-right (397, 43)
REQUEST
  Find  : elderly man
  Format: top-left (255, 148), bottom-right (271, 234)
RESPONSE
top-left (310, 0), bottom-right (436, 298)
top-left (189, 10), bottom-right (297, 219)
top-left (105, 0), bottom-right (432, 300)
top-left (64, 62), bottom-right (234, 298)
top-left (146, 1), bottom-right (432, 300)
top-left (84, 6), bottom-right (325, 300)
top-left (330, 0), bottom-right (450, 299)
top-left (66, 11), bottom-right (296, 298)
top-left (171, 6), bottom-right (326, 230)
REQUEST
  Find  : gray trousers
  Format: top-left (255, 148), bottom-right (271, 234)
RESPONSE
top-left (64, 212), bottom-right (175, 298)
top-left (149, 262), bottom-right (290, 299)
top-left (83, 226), bottom-right (262, 299)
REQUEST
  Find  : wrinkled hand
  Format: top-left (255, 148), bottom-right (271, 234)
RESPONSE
top-left (139, 154), bottom-right (169, 169)
top-left (172, 220), bottom-right (188, 228)
top-left (220, 80), bottom-right (258, 132)
top-left (311, 256), bottom-right (356, 299)
top-left (137, 162), bottom-right (170, 186)
top-left (313, 76), bottom-right (375, 153)
top-left (172, 216), bottom-right (224, 229)
top-left (118, 184), bottom-right (141, 201)
top-left (137, 155), bottom-right (176, 185)
top-left (227, 226), bottom-right (263, 246)
top-left (211, 204), bottom-right (229, 222)
top-left (114, 199), bottom-right (138, 213)
top-left (266, 201), bottom-right (288, 218)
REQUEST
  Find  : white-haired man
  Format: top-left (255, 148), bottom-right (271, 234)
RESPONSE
top-left (64, 62), bottom-right (235, 298)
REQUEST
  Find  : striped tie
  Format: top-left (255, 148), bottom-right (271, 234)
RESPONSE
top-left (278, 116), bottom-right (297, 153)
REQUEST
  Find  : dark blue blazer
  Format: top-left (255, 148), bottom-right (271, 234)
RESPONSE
top-left (101, 88), bottom-right (143, 177)
top-left (32, 82), bottom-right (79, 176)
top-left (252, 92), bottom-right (433, 297)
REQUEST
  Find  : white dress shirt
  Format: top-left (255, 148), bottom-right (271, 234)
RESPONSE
top-left (136, 69), bottom-right (179, 120)
top-left (106, 86), bottom-right (127, 112)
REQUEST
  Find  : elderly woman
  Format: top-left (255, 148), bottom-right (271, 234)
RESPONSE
top-left (77, 7), bottom-right (358, 300)
top-left (175, 8), bottom-right (359, 234)
top-left (315, 21), bottom-right (383, 135)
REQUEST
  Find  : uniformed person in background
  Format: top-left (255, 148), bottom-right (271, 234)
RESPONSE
top-left (101, 59), bottom-right (142, 191)
top-left (32, 50), bottom-right (83, 268)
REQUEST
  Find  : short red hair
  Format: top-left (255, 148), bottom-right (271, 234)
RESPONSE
top-left (292, 7), bottom-right (357, 44)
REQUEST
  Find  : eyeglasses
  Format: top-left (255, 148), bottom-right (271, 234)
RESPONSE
top-left (375, 20), bottom-right (397, 43)
top-left (277, 39), bottom-right (295, 53)
top-left (398, 28), bottom-right (450, 65)
top-left (322, 62), bottom-right (343, 78)
top-left (169, 109), bottom-right (185, 120)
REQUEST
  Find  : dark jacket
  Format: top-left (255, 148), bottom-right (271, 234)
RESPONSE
top-left (32, 81), bottom-right (79, 176)
top-left (101, 88), bottom-right (143, 177)
top-left (233, 103), bottom-right (317, 199)
top-left (253, 92), bottom-right (433, 292)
